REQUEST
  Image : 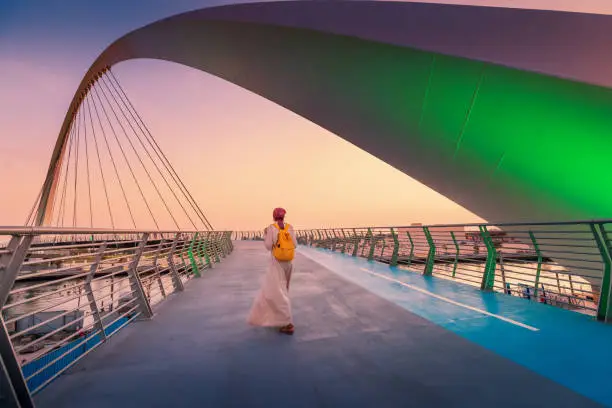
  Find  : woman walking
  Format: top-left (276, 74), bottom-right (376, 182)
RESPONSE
top-left (247, 207), bottom-right (297, 335)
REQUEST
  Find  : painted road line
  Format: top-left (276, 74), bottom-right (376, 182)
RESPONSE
top-left (359, 267), bottom-right (539, 332)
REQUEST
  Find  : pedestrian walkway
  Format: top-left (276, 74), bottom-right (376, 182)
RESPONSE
top-left (36, 241), bottom-right (601, 407)
top-left (299, 245), bottom-right (612, 406)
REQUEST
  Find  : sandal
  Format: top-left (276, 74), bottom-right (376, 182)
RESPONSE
top-left (279, 324), bottom-right (294, 335)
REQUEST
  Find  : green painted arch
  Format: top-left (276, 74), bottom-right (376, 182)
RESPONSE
top-left (36, 1), bottom-right (612, 225)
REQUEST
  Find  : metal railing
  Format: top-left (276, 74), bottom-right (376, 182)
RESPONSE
top-left (0, 227), bottom-right (233, 408)
top-left (233, 231), bottom-right (264, 241)
top-left (236, 221), bottom-right (612, 323)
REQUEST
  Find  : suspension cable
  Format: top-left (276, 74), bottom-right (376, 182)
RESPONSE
top-left (83, 95), bottom-right (93, 228)
top-left (57, 117), bottom-right (76, 227)
top-left (86, 96), bottom-right (115, 229)
top-left (107, 69), bottom-right (213, 230)
top-left (39, 69), bottom-right (215, 230)
top-left (99, 75), bottom-right (179, 229)
top-left (51, 115), bottom-right (74, 227)
top-left (103, 73), bottom-right (198, 230)
top-left (90, 85), bottom-right (137, 229)
top-left (93, 83), bottom-right (159, 229)
top-left (24, 184), bottom-right (43, 226)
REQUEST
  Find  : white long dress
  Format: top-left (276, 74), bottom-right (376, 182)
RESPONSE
top-left (247, 223), bottom-right (297, 327)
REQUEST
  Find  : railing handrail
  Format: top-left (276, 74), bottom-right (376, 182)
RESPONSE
top-left (234, 219), bottom-right (612, 325)
top-left (291, 218), bottom-right (612, 231)
top-left (0, 230), bottom-right (235, 407)
top-left (0, 227), bottom-right (231, 235)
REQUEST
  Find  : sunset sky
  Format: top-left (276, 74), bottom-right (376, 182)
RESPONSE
top-left (1, 0), bottom-right (611, 231)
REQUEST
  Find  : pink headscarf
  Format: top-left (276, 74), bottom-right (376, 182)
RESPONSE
top-left (273, 207), bottom-right (286, 229)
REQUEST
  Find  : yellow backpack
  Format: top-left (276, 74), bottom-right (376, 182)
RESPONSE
top-left (272, 223), bottom-right (295, 261)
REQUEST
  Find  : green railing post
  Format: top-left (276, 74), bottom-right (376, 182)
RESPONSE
top-left (529, 231), bottom-right (543, 300)
top-left (341, 229), bottom-right (347, 254)
top-left (450, 231), bottom-right (459, 278)
top-left (352, 229), bottom-right (359, 257)
top-left (423, 227), bottom-right (435, 276)
top-left (197, 234), bottom-right (208, 270)
top-left (591, 223), bottom-right (612, 322)
top-left (187, 233), bottom-right (202, 278)
top-left (200, 233), bottom-right (212, 269)
top-left (479, 225), bottom-right (497, 291)
top-left (406, 231), bottom-right (415, 266)
top-left (390, 228), bottom-right (399, 267)
top-left (367, 228), bottom-right (376, 261)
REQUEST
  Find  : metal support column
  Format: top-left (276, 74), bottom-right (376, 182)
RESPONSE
top-left (199, 233), bottom-right (210, 267)
top-left (187, 233), bottom-right (201, 278)
top-left (201, 233), bottom-right (213, 268)
top-left (223, 232), bottom-right (232, 255)
top-left (390, 228), bottom-right (399, 267)
top-left (221, 231), bottom-right (229, 255)
top-left (212, 232), bottom-right (221, 263)
top-left (127, 233), bottom-right (153, 318)
top-left (530, 231), bottom-right (543, 300)
top-left (84, 243), bottom-right (108, 342)
top-left (451, 231), bottom-right (459, 278)
top-left (406, 231), bottom-right (414, 266)
top-left (208, 232), bottom-right (218, 262)
top-left (341, 230), bottom-right (347, 254)
top-left (367, 228), bottom-right (376, 261)
top-left (591, 223), bottom-right (612, 321)
top-left (179, 250), bottom-right (189, 278)
top-left (499, 252), bottom-right (508, 294)
top-left (151, 239), bottom-right (167, 299)
top-left (423, 227), bottom-right (435, 276)
top-left (479, 225), bottom-right (497, 291)
top-left (352, 229), bottom-right (359, 257)
top-left (167, 234), bottom-right (185, 292)
top-left (359, 230), bottom-right (365, 257)
top-left (331, 230), bottom-right (338, 252)
top-left (0, 235), bottom-right (35, 408)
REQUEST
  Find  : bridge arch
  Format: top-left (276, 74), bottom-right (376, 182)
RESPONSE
top-left (35, 1), bottom-right (612, 225)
